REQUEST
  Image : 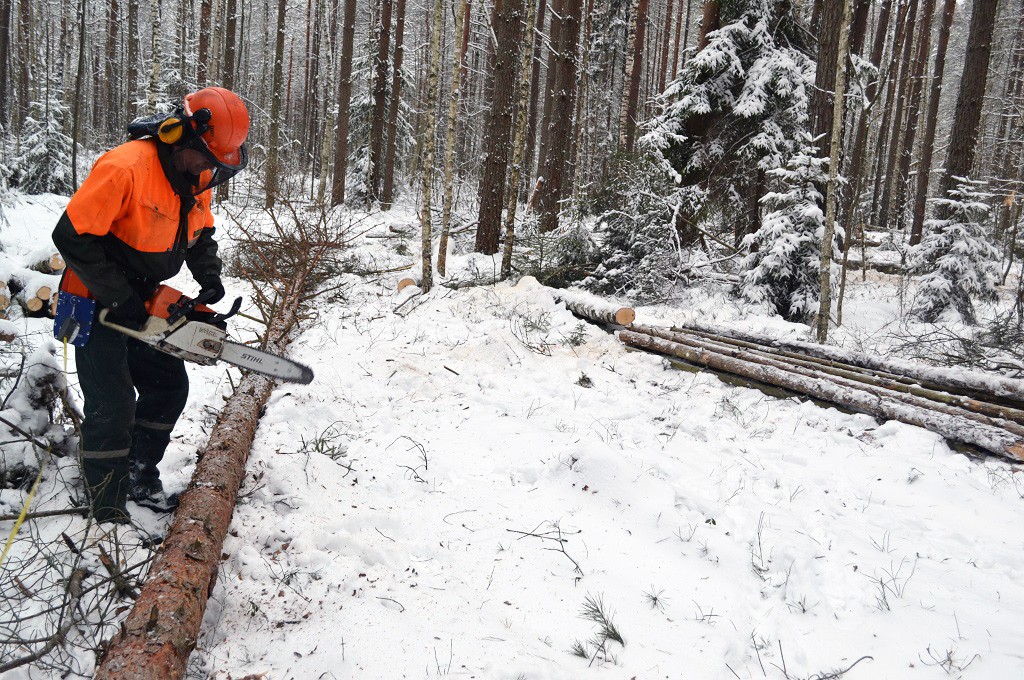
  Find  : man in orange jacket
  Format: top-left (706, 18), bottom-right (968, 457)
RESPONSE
top-left (52, 87), bottom-right (249, 523)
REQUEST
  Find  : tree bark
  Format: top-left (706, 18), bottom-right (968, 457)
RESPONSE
top-left (70, 0), bottom-right (87, 189)
top-left (475, 0), bottom-right (527, 255)
top-left (939, 0), bottom-right (1000, 197)
top-left (536, 0), bottom-right (564, 184)
top-left (331, 0), bottom-right (357, 206)
top-left (817, 0), bottom-right (854, 342)
top-left (369, 0), bottom-right (394, 201)
top-left (536, 0), bottom-right (582, 233)
top-left (265, 0), bottom-right (288, 208)
top-left (501, 0), bottom-right (540, 278)
top-left (419, 0), bottom-right (445, 293)
top-left (0, 0), bottom-right (10, 128)
top-left (658, 0), bottom-right (675, 94)
top-left (381, 0), bottom-right (407, 209)
top-left (811, 0), bottom-right (845, 150)
top-left (910, 0), bottom-right (956, 244)
top-left (438, 0), bottom-right (471, 276)
top-left (127, 0), bottom-right (139, 120)
top-left (841, 0), bottom-right (894, 234)
top-left (878, 0), bottom-right (921, 229)
top-left (522, 0), bottom-right (546, 196)
top-left (697, 0), bottom-right (720, 51)
top-left (619, 0), bottom-right (650, 154)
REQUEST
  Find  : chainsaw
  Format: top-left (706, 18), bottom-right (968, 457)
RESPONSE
top-left (55, 278), bottom-right (314, 385)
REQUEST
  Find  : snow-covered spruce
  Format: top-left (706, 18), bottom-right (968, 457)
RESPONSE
top-left (739, 140), bottom-right (840, 323)
top-left (10, 90), bottom-right (74, 196)
top-left (911, 178), bottom-right (1001, 324)
top-left (592, 0), bottom-right (813, 300)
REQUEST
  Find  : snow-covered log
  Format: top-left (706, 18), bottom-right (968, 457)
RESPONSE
top-left (642, 325), bottom-right (1024, 425)
top-left (619, 330), bottom-right (1024, 461)
top-left (633, 325), bottom-right (1024, 438)
top-left (397, 276), bottom-right (419, 292)
top-left (0, 282), bottom-right (10, 319)
top-left (553, 288), bottom-right (636, 326)
top-left (95, 281), bottom-right (305, 680)
top-left (672, 319), bottom-right (1024, 406)
top-left (26, 252), bottom-right (66, 275)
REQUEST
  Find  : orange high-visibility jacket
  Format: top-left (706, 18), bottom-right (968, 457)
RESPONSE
top-left (52, 139), bottom-right (221, 307)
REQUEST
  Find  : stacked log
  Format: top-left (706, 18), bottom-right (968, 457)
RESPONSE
top-left (553, 289), bottom-right (636, 326)
top-left (620, 327), bottom-right (1024, 462)
top-left (10, 271), bottom-right (60, 318)
top-left (0, 282), bottom-right (10, 320)
top-left (671, 319), bottom-right (1024, 407)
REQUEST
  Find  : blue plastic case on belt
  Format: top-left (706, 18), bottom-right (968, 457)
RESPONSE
top-left (53, 291), bottom-right (97, 347)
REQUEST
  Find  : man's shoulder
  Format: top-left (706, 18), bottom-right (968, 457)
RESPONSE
top-left (96, 140), bottom-right (159, 173)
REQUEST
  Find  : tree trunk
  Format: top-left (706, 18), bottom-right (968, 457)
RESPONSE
top-left (331, 0), bottom-right (357, 206)
top-left (658, 0), bottom-right (675, 94)
top-left (475, 0), bottom-right (527, 255)
top-left (619, 0), bottom-right (649, 154)
top-left (817, 0), bottom-right (854, 342)
top-left (419, 0), bottom-right (445, 293)
top-left (910, 0), bottom-right (956, 244)
top-left (198, 0), bottom-right (211, 85)
top-left (697, 0), bottom-right (720, 51)
top-left (811, 1), bottom-right (845, 150)
top-left (369, 0), bottom-right (394, 201)
top-left (380, 0), bottom-right (407, 209)
top-left (522, 0), bottom-right (545, 197)
top-left (891, 0), bottom-right (936, 232)
top-left (939, 0), bottom-right (1000, 197)
top-left (671, 0), bottom-right (687, 81)
top-left (536, 0), bottom-right (583, 233)
top-left (501, 0), bottom-right (541, 278)
top-left (0, 0), bottom-right (10, 129)
top-left (877, 0), bottom-right (920, 229)
top-left (71, 0), bottom-right (88, 189)
top-left (127, 0), bottom-right (139, 119)
top-left (217, 0), bottom-right (238, 201)
top-left (438, 0), bottom-right (471, 276)
top-left (265, 0), bottom-right (288, 209)
top-left (840, 0), bottom-right (894, 234)
top-left (104, 0), bottom-right (119, 135)
top-left (536, 0), bottom-right (564, 185)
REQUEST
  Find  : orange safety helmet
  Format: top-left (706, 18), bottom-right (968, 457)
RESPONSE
top-left (184, 87), bottom-right (250, 167)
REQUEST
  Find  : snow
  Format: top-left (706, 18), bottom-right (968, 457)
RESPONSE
top-left (1, 197), bottom-right (1023, 678)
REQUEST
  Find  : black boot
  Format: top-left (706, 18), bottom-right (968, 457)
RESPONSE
top-left (82, 458), bottom-right (131, 524)
top-left (128, 426), bottom-right (179, 513)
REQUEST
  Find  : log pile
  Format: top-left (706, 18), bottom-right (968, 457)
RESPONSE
top-left (619, 325), bottom-right (1024, 462)
top-left (547, 286), bottom-right (1024, 461)
top-left (0, 252), bottom-right (65, 319)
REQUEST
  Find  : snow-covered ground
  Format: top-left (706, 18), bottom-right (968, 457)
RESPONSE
top-left (2, 195), bottom-right (1023, 679)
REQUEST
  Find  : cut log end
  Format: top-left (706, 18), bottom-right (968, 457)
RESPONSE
top-left (397, 277), bottom-right (419, 292)
top-left (24, 297), bottom-right (44, 313)
top-left (615, 308), bottom-right (636, 326)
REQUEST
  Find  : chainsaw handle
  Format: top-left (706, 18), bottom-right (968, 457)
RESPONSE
top-left (167, 288), bottom-right (218, 325)
top-left (210, 296), bottom-right (243, 325)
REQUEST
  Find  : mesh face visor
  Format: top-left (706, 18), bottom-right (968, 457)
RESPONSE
top-left (177, 107), bottom-right (249, 194)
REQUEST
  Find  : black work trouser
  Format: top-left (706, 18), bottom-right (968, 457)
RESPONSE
top-left (76, 321), bottom-right (189, 518)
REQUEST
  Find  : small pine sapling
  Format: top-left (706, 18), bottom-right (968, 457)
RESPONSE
top-left (739, 139), bottom-right (840, 323)
top-left (911, 179), bottom-right (1001, 324)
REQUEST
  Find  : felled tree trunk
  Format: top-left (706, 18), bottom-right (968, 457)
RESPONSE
top-left (619, 330), bottom-right (1024, 461)
top-left (553, 289), bottom-right (636, 326)
top-left (94, 283), bottom-right (304, 680)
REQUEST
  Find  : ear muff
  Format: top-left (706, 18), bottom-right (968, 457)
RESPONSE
top-left (158, 117), bottom-right (184, 144)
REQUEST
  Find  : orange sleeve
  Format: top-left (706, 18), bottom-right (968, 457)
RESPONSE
top-left (198, 189), bottom-right (215, 228)
top-left (65, 155), bottom-right (133, 236)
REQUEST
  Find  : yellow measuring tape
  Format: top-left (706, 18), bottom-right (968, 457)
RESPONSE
top-left (0, 340), bottom-right (66, 567)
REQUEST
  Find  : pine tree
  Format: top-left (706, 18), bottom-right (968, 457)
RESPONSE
top-left (912, 179), bottom-right (1001, 324)
top-left (13, 93), bottom-right (74, 195)
top-left (740, 140), bottom-right (837, 323)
